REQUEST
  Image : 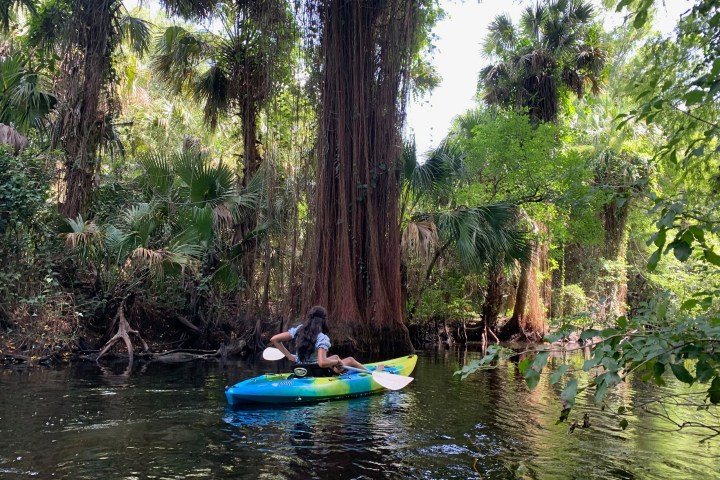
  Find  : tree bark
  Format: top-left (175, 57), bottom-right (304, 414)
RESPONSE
top-left (501, 222), bottom-right (548, 341)
top-left (55, 0), bottom-right (114, 219)
top-left (482, 263), bottom-right (505, 332)
top-left (305, 0), bottom-right (417, 356)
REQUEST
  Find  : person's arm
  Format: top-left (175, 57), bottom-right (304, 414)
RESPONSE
top-left (317, 348), bottom-right (342, 369)
top-left (270, 331), bottom-right (296, 361)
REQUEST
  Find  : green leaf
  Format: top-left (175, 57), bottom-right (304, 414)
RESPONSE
top-left (580, 329), bottom-right (601, 341)
top-left (632, 9), bottom-right (648, 28)
top-left (561, 379), bottom-right (578, 409)
top-left (617, 316), bottom-right (628, 329)
top-left (652, 227), bottom-right (666, 248)
top-left (655, 300), bottom-right (668, 320)
top-left (583, 356), bottom-right (602, 371)
top-left (550, 364), bottom-right (570, 385)
top-left (672, 240), bottom-right (692, 261)
top-left (647, 248), bottom-right (661, 271)
top-left (524, 368), bottom-right (541, 390)
top-left (709, 377), bottom-right (720, 404)
top-left (654, 361), bottom-right (666, 383)
top-left (616, 0), bottom-right (634, 12)
top-left (670, 362), bottom-right (694, 385)
top-left (518, 356), bottom-right (532, 376)
top-left (688, 226), bottom-right (705, 243)
top-left (594, 379), bottom-right (609, 405)
top-left (602, 357), bottom-right (620, 373)
top-left (683, 90), bottom-right (705, 105)
top-left (600, 327), bottom-right (619, 337)
top-left (704, 249), bottom-right (720, 267)
top-left (696, 360), bottom-right (714, 383)
top-left (712, 58), bottom-right (720, 77)
top-left (544, 333), bottom-right (563, 343)
top-left (532, 351), bottom-right (550, 372)
top-left (681, 299), bottom-right (699, 310)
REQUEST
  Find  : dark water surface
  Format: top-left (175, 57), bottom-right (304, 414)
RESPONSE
top-left (1, 350), bottom-right (718, 479)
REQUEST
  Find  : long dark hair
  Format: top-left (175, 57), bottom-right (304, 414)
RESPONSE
top-left (295, 305), bottom-right (329, 362)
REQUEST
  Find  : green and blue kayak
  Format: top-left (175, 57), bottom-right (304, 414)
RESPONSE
top-left (225, 354), bottom-right (417, 405)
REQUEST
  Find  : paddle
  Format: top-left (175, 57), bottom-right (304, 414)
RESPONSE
top-left (262, 346), bottom-right (287, 361)
top-left (261, 347), bottom-right (414, 391)
top-left (341, 365), bottom-right (414, 391)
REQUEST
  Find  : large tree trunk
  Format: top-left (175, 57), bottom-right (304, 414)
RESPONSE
top-left (54, 0), bottom-right (114, 219)
top-left (501, 223), bottom-right (548, 341)
top-left (599, 201), bottom-right (630, 317)
top-left (305, 0), bottom-right (417, 356)
top-left (233, 98), bottom-right (263, 314)
top-left (482, 263), bottom-right (505, 332)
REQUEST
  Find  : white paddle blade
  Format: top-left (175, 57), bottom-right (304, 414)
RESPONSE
top-left (372, 371), bottom-right (414, 390)
top-left (262, 347), bottom-right (286, 361)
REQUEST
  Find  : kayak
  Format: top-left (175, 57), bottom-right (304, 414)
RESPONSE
top-left (225, 354), bottom-right (417, 405)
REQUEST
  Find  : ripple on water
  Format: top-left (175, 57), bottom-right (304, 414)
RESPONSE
top-left (3, 351), bottom-right (720, 480)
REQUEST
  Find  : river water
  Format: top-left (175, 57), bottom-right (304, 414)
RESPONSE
top-left (1, 349), bottom-right (718, 479)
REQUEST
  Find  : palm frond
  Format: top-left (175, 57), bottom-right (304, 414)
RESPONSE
top-left (520, 3), bottom-right (547, 43)
top-left (190, 205), bottom-right (213, 241)
top-left (121, 203), bottom-right (157, 246)
top-left (226, 175), bottom-right (263, 230)
top-left (194, 63), bottom-right (230, 130)
top-left (161, 0), bottom-right (220, 20)
top-left (567, 0), bottom-right (594, 24)
top-left (484, 13), bottom-right (517, 57)
top-left (151, 26), bottom-right (210, 94)
top-left (0, 56), bottom-right (56, 134)
top-left (119, 14), bottom-right (152, 56)
top-left (421, 204), bottom-right (529, 272)
top-left (140, 151), bottom-right (175, 197)
top-left (105, 224), bottom-right (134, 261)
top-left (26, 1), bottom-right (71, 52)
top-left (0, 0), bottom-right (35, 33)
top-left (64, 215), bottom-right (102, 255)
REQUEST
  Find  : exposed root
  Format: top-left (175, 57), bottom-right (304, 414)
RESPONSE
top-left (96, 302), bottom-right (148, 364)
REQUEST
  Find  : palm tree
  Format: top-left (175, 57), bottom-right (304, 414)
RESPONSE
top-left (151, 1), bottom-right (295, 308)
top-left (27, 0), bottom-right (152, 218)
top-left (479, 0), bottom-right (607, 123)
top-left (400, 139), bottom-right (529, 340)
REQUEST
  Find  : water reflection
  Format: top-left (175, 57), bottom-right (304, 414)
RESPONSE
top-left (2, 351), bottom-right (720, 479)
top-left (222, 392), bottom-right (417, 478)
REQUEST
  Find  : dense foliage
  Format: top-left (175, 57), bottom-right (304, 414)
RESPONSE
top-left (0, 0), bottom-right (718, 436)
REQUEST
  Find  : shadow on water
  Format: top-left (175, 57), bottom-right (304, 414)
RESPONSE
top-left (1, 349), bottom-right (719, 479)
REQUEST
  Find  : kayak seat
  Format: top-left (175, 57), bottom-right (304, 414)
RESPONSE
top-left (291, 363), bottom-right (335, 378)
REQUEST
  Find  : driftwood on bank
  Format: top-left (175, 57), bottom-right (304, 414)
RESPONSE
top-left (175, 315), bottom-right (202, 335)
top-left (95, 302), bottom-right (149, 364)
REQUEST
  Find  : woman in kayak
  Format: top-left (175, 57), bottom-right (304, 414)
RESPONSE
top-left (270, 305), bottom-right (367, 375)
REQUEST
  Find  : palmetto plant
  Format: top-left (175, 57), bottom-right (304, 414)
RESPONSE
top-left (0, 52), bottom-right (56, 153)
top-left (479, 0), bottom-right (607, 123)
top-left (400, 139), bottom-right (529, 319)
top-left (63, 147), bottom-right (265, 359)
top-left (151, 2), bottom-right (294, 302)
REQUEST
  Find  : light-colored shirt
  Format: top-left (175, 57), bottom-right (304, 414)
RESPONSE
top-left (288, 324), bottom-right (331, 363)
